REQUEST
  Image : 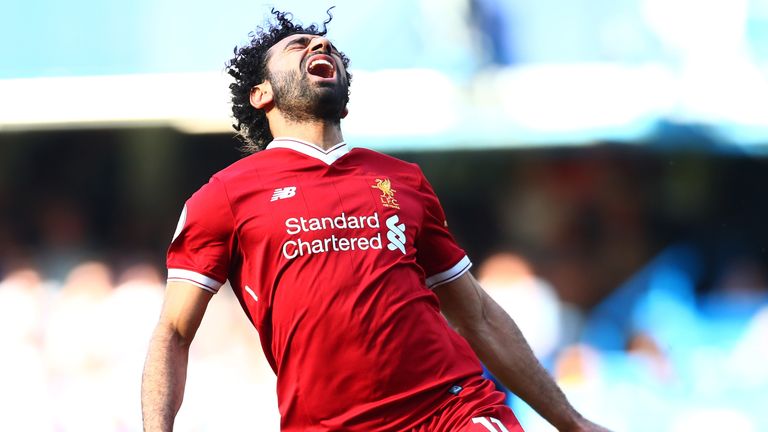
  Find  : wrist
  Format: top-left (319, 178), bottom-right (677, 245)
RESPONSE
top-left (558, 415), bottom-right (612, 432)
top-left (554, 410), bottom-right (586, 432)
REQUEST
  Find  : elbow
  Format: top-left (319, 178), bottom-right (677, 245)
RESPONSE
top-left (152, 321), bottom-right (193, 349)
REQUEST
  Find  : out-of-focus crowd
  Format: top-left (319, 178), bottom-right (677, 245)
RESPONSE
top-left (476, 250), bottom-right (768, 432)
top-left (0, 262), bottom-right (278, 432)
top-left (1, 250), bottom-right (767, 431)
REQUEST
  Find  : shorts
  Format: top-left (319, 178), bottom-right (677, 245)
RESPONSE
top-left (412, 376), bottom-right (524, 432)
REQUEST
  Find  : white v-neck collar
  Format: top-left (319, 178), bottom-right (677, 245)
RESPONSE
top-left (267, 137), bottom-right (350, 165)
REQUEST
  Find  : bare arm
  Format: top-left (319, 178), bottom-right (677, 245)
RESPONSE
top-left (141, 281), bottom-right (214, 432)
top-left (435, 272), bottom-right (609, 432)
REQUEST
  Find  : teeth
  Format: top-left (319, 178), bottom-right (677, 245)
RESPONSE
top-left (309, 59), bottom-right (333, 69)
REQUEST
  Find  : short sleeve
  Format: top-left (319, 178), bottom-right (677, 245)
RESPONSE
top-left (166, 177), bottom-right (235, 293)
top-left (414, 170), bottom-right (472, 289)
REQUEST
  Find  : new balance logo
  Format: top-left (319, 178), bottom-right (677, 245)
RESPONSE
top-left (386, 215), bottom-right (406, 254)
top-left (271, 186), bottom-right (297, 202)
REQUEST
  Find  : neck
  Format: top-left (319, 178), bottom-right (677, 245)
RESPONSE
top-left (269, 115), bottom-right (345, 151)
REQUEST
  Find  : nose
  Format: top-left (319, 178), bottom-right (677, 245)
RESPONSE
top-left (309, 37), bottom-right (332, 54)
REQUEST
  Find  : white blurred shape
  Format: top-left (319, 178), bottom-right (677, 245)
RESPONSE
top-left (101, 264), bottom-right (165, 431)
top-left (492, 63), bottom-right (676, 132)
top-left (0, 269), bottom-right (55, 431)
top-left (477, 252), bottom-right (562, 359)
top-left (344, 69), bottom-right (460, 137)
top-left (670, 408), bottom-right (756, 432)
top-left (44, 261), bottom-right (117, 431)
top-left (728, 306), bottom-right (768, 386)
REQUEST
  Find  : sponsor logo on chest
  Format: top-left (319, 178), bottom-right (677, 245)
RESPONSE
top-left (279, 178), bottom-right (407, 260)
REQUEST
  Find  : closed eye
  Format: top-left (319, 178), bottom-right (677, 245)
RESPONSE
top-left (283, 36), bottom-right (342, 57)
top-left (284, 36), bottom-right (312, 51)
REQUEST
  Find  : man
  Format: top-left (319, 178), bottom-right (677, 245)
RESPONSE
top-left (141, 9), bottom-right (610, 432)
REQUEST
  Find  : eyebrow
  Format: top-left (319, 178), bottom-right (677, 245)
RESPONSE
top-left (283, 36), bottom-right (313, 51)
top-left (282, 35), bottom-right (341, 54)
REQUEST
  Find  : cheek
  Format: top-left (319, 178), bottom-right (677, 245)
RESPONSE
top-left (266, 53), bottom-right (296, 75)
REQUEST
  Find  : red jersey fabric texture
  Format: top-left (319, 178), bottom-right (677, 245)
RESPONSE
top-left (167, 138), bottom-right (486, 431)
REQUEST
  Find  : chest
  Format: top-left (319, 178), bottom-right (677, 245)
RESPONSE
top-left (234, 172), bottom-right (424, 257)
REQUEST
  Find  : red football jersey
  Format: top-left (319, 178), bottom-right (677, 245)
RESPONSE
top-left (167, 138), bottom-right (483, 431)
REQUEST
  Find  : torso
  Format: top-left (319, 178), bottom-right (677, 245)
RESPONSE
top-left (177, 139), bottom-right (482, 431)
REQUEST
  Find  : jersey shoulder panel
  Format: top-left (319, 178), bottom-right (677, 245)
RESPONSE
top-left (208, 152), bottom-right (262, 183)
top-left (347, 148), bottom-right (425, 186)
top-left (349, 147), bottom-right (420, 170)
top-left (167, 175), bottom-right (236, 293)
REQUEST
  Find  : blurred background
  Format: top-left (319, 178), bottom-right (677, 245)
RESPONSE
top-left (1, 0), bottom-right (768, 430)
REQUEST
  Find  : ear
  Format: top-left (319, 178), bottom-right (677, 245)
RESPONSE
top-left (341, 106), bottom-right (349, 119)
top-left (250, 82), bottom-right (273, 109)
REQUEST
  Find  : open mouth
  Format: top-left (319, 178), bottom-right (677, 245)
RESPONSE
top-left (307, 56), bottom-right (335, 79)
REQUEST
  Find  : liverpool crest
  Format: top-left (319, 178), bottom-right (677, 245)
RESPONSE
top-left (372, 178), bottom-right (400, 209)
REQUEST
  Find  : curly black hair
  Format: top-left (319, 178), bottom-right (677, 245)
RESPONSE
top-left (226, 8), bottom-right (352, 153)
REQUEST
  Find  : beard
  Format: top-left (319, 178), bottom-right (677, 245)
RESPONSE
top-left (268, 68), bottom-right (349, 123)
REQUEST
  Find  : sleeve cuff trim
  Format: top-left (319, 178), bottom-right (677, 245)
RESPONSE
top-left (425, 256), bottom-right (472, 289)
top-left (167, 268), bottom-right (224, 293)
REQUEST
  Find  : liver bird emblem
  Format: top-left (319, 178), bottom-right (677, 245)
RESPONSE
top-left (373, 178), bottom-right (395, 196)
top-left (372, 178), bottom-right (400, 209)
